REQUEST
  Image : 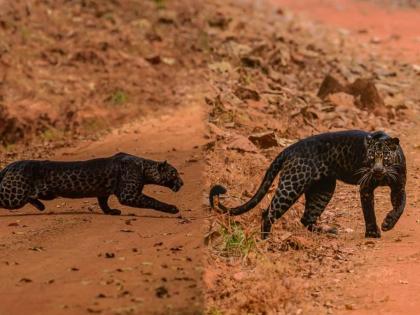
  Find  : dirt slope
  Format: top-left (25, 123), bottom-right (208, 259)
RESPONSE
top-left (0, 103), bottom-right (207, 315)
top-left (204, 0), bottom-right (419, 314)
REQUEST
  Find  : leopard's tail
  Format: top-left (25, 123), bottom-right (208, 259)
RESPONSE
top-left (0, 167), bottom-right (6, 185)
top-left (209, 153), bottom-right (285, 216)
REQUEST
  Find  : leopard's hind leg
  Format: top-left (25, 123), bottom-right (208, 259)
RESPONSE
top-left (0, 168), bottom-right (45, 211)
top-left (301, 178), bottom-right (337, 234)
top-left (98, 196), bottom-right (121, 215)
top-left (261, 161), bottom-right (313, 239)
top-left (0, 178), bottom-right (30, 210)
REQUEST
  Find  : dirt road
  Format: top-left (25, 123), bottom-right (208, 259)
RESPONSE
top-left (273, 0), bottom-right (420, 63)
top-left (0, 104), bottom-right (206, 315)
top-left (273, 0), bottom-right (420, 314)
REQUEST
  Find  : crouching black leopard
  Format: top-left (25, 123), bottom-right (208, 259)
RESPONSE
top-left (210, 130), bottom-right (406, 239)
top-left (0, 152), bottom-right (184, 215)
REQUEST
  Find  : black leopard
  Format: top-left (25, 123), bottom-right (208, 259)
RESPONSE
top-left (210, 130), bottom-right (406, 239)
top-left (0, 152), bottom-right (183, 215)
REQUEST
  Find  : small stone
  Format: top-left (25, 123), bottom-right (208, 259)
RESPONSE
top-left (155, 286), bottom-right (169, 298)
top-left (105, 252), bottom-right (115, 258)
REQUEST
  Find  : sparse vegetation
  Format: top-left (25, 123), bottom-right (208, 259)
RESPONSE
top-left (152, 0), bottom-right (166, 10)
top-left (109, 89), bottom-right (128, 106)
top-left (39, 127), bottom-right (64, 142)
top-left (206, 307), bottom-right (223, 315)
top-left (217, 220), bottom-right (257, 258)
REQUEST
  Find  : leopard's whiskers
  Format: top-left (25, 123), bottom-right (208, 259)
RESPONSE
top-left (358, 170), bottom-right (372, 188)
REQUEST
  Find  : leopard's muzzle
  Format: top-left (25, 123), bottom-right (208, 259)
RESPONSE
top-left (171, 178), bottom-right (184, 192)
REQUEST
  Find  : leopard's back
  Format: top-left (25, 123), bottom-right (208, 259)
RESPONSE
top-left (34, 158), bottom-right (119, 198)
top-left (0, 154), bottom-right (126, 209)
top-left (281, 130), bottom-right (368, 184)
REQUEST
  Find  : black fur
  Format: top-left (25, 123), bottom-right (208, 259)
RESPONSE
top-left (209, 185), bottom-right (227, 208)
top-left (209, 130), bottom-right (407, 239)
top-left (0, 152), bottom-right (184, 215)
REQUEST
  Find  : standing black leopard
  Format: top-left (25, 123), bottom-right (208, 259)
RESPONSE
top-left (210, 130), bottom-right (406, 239)
top-left (0, 152), bottom-right (183, 215)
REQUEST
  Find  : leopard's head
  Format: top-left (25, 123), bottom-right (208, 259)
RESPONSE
top-left (150, 161), bottom-right (184, 192)
top-left (362, 134), bottom-right (401, 181)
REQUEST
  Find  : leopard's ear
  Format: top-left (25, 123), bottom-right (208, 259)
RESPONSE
top-left (364, 135), bottom-right (372, 147)
top-left (159, 160), bottom-right (168, 170)
top-left (386, 137), bottom-right (400, 149)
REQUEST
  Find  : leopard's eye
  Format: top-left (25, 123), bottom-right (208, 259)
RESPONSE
top-left (384, 155), bottom-right (391, 163)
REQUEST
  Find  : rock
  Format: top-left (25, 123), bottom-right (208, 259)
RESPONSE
top-left (207, 13), bottom-right (231, 29)
top-left (229, 42), bottom-right (252, 57)
top-left (370, 36), bottom-right (382, 44)
top-left (345, 304), bottom-right (355, 310)
top-left (318, 75), bottom-right (386, 112)
top-left (327, 92), bottom-right (355, 108)
top-left (227, 135), bottom-right (258, 153)
top-left (161, 57), bottom-right (176, 65)
top-left (105, 252), bottom-right (115, 258)
top-left (286, 236), bottom-right (311, 250)
top-left (412, 64), bottom-right (420, 73)
top-left (276, 138), bottom-right (296, 147)
top-left (241, 56), bottom-right (262, 68)
top-left (158, 10), bottom-right (177, 24)
top-left (317, 75), bottom-right (346, 99)
top-left (208, 123), bottom-right (225, 137)
top-left (19, 278), bottom-right (32, 283)
top-left (248, 131), bottom-right (279, 149)
top-left (155, 286), bottom-right (170, 298)
top-left (346, 78), bottom-right (385, 111)
top-left (145, 55), bottom-right (162, 65)
top-left (208, 61), bottom-right (232, 73)
top-left (86, 307), bottom-right (102, 314)
top-left (234, 86), bottom-right (260, 101)
top-left (280, 232), bottom-right (293, 241)
top-left (233, 272), bottom-right (246, 281)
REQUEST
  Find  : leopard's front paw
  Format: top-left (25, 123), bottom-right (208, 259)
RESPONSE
top-left (167, 205), bottom-right (179, 214)
top-left (106, 209), bottom-right (122, 216)
top-left (365, 226), bottom-right (381, 238)
top-left (381, 215), bottom-right (396, 232)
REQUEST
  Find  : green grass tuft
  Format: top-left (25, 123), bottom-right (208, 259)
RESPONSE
top-left (206, 307), bottom-right (224, 315)
top-left (152, 0), bottom-right (166, 9)
top-left (218, 221), bottom-right (257, 258)
top-left (40, 128), bottom-right (64, 142)
top-left (109, 89), bottom-right (128, 106)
